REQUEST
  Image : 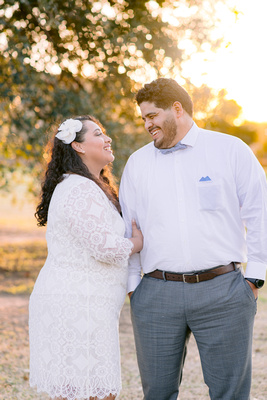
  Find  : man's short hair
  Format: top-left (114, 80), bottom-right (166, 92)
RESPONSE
top-left (136, 78), bottom-right (193, 117)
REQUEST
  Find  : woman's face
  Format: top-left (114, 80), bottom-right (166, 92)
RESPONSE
top-left (77, 120), bottom-right (114, 177)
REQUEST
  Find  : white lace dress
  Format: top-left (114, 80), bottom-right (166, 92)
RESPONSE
top-left (29, 174), bottom-right (133, 400)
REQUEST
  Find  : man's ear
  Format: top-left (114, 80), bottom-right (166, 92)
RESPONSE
top-left (172, 101), bottom-right (183, 117)
top-left (71, 141), bottom-right (85, 154)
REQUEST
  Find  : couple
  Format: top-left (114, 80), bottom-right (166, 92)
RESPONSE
top-left (29, 78), bottom-right (267, 400)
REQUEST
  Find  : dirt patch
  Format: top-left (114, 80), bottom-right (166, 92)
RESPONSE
top-left (0, 293), bottom-right (266, 400)
top-left (0, 228), bottom-right (46, 245)
top-left (0, 227), bottom-right (266, 399)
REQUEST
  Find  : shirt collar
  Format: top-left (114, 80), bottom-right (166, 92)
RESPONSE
top-left (155, 121), bottom-right (199, 155)
top-left (180, 122), bottom-right (199, 148)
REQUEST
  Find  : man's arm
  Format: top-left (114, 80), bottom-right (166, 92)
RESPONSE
top-left (235, 140), bottom-right (267, 284)
top-left (119, 157), bottom-right (142, 294)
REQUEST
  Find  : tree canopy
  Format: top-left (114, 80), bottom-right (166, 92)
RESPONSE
top-left (0, 0), bottom-right (261, 192)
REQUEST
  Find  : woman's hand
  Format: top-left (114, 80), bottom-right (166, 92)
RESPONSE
top-left (129, 219), bottom-right (143, 254)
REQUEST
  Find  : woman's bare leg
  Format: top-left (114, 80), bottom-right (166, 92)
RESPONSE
top-left (52, 398), bottom-right (68, 400)
top-left (52, 397), bottom-right (68, 400)
top-left (89, 395), bottom-right (116, 400)
top-left (52, 393), bottom-right (116, 400)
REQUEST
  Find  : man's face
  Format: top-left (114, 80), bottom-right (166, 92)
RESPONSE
top-left (140, 101), bottom-right (179, 149)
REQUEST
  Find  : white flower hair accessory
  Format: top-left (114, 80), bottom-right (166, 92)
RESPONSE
top-left (55, 118), bottom-right (83, 144)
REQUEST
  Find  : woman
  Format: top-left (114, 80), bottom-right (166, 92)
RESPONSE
top-left (29, 115), bottom-right (143, 400)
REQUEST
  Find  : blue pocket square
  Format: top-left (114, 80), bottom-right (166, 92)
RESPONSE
top-left (199, 176), bottom-right (211, 182)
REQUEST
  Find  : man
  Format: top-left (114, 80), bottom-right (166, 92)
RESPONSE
top-left (119, 78), bottom-right (267, 400)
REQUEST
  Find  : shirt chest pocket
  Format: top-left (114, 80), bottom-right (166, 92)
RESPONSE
top-left (197, 181), bottom-right (223, 211)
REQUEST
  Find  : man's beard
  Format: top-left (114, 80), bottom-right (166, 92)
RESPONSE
top-left (154, 116), bottom-right (178, 149)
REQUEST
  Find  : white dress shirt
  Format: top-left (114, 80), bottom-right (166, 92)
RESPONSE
top-left (119, 123), bottom-right (267, 293)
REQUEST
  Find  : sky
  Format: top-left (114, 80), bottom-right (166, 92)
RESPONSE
top-left (180, 0), bottom-right (267, 124)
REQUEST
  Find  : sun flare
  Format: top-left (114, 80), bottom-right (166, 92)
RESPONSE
top-left (181, 0), bottom-right (267, 123)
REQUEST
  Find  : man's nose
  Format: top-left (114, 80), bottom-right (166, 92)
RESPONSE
top-left (145, 120), bottom-right (153, 131)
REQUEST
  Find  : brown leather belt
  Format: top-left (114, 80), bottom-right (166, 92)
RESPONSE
top-left (146, 262), bottom-right (238, 284)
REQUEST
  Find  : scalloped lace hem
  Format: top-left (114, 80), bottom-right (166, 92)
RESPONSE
top-left (30, 381), bottom-right (121, 400)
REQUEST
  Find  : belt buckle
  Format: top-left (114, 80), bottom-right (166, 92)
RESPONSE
top-left (183, 272), bottom-right (199, 283)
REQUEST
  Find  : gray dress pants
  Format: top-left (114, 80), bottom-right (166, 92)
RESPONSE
top-left (130, 267), bottom-right (257, 400)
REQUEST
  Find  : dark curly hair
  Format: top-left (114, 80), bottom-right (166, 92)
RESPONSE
top-left (136, 78), bottom-right (193, 117)
top-left (35, 115), bottom-right (120, 226)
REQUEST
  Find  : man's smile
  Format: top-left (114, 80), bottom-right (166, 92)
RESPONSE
top-left (149, 127), bottom-right (161, 137)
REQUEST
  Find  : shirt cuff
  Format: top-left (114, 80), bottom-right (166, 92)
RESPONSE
top-left (127, 274), bottom-right (142, 293)
top-left (244, 261), bottom-right (266, 280)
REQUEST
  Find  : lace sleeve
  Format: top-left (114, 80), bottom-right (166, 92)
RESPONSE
top-left (64, 179), bottom-right (133, 267)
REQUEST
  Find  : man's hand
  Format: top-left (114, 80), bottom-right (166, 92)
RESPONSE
top-left (128, 291), bottom-right (133, 300)
top-left (245, 279), bottom-right (259, 299)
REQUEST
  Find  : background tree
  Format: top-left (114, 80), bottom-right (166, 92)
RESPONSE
top-left (191, 86), bottom-right (257, 144)
top-left (0, 0), bottom-right (262, 193)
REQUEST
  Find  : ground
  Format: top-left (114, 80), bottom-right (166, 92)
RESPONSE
top-left (0, 195), bottom-right (266, 399)
top-left (0, 290), bottom-right (266, 400)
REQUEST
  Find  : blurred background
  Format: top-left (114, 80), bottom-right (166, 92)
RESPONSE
top-left (0, 1), bottom-right (267, 398)
top-left (1, 0), bottom-right (267, 194)
top-left (1, 0), bottom-right (267, 235)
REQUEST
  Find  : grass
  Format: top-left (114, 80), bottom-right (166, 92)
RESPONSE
top-left (1, 240), bottom-right (267, 303)
top-left (0, 188), bottom-right (266, 399)
top-left (0, 242), bottom-right (47, 295)
top-left (0, 241), bottom-right (267, 400)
